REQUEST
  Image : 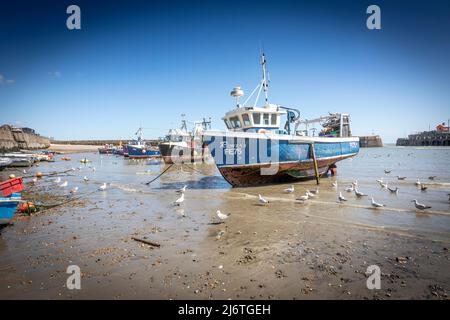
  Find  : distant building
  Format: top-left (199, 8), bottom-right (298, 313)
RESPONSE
top-left (396, 122), bottom-right (450, 146)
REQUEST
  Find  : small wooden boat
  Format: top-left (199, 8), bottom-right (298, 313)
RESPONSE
top-left (0, 178), bottom-right (24, 225)
top-left (0, 158), bottom-right (12, 171)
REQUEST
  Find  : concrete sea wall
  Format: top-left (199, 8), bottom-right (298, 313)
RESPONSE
top-left (0, 125), bottom-right (50, 152)
top-left (358, 135), bottom-right (383, 148)
top-left (396, 131), bottom-right (450, 146)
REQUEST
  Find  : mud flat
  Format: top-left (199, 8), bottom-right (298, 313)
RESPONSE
top-left (0, 149), bottom-right (449, 300)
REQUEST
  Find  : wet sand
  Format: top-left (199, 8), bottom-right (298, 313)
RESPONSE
top-left (0, 148), bottom-right (449, 299)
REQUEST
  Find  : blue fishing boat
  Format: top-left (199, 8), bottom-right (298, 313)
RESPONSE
top-left (201, 53), bottom-right (359, 187)
top-left (126, 127), bottom-right (161, 159)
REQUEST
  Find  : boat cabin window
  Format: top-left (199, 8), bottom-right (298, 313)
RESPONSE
top-left (271, 114), bottom-right (277, 125)
top-left (263, 113), bottom-right (270, 126)
top-left (224, 119), bottom-right (232, 129)
top-left (229, 116), bottom-right (241, 128)
top-left (242, 114), bottom-right (251, 126)
top-left (252, 113), bottom-right (261, 125)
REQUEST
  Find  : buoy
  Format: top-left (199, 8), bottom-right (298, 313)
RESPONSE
top-left (19, 202), bottom-right (37, 214)
top-left (36, 172), bottom-right (43, 178)
top-left (9, 174), bottom-right (15, 179)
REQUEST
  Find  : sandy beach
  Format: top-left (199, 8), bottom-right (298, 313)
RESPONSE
top-left (48, 144), bottom-right (100, 154)
top-left (0, 148), bottom-right (449, 300)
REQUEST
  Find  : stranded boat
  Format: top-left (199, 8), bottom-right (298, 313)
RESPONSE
top-left (0, 178), bottom-right (23, 226)
top-left (158, 118), bottom-right (211, 164)
top-left (201, 53), bottom-right (359, 187)
top-left (126, 127), bottom-right (160, 159)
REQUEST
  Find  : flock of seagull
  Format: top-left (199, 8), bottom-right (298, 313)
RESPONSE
top-left (170, 168), bottom-right (448, 223)
top-left (48, 166), bottom-right (107, 193)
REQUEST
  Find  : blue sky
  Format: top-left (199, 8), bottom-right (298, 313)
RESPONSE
top-left (0, 0), bottom-right (449, 142)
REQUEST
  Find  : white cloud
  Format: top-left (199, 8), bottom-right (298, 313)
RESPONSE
top-left (0, 74), bottom-right (14, 85)
top-left (48, 71), bottom-right (62, 78)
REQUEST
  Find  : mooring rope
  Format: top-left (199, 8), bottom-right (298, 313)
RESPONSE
top-left (145, 163), bottom-right (174, 185)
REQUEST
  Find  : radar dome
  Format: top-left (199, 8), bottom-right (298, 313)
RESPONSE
top-left (230, 86), bottom-right (244, 98)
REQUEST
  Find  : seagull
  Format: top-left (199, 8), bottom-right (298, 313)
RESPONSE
top-left (415, 179), bottom-right (421, 186)
top-left (380, 181), bottom-right (388, 189)
top-left (354, 188), bottom-right (367, 197)
top-left (397, 176), bottom-right (406, 180)
top-left (345, 185), bottom-right (354, 192)
top-left (174, 193), bottom-right (185, 205)
top-left (59, 181), bottom-right (68, 188)
top-left (309, 188), bottom-right (319, 195)
top-left (376, 178), bottom-right (383, 184)
top-left (217, 210), bottom-right (230, 221)
top-left (176, 185), bottom-right (187, 194)
top-left (420, 184), bottom-right (428, 191)
top-left (284, 185), bottom-right (295, 193)
top-left (23, 169), bottom-right (27, 174)
top-left (92, 167), bottom-right (96, 172)
top-left (428, 176), bottom-right (437, 180)
top-left (411, 199), bottom-right (431, 210)
top-left (352, 180), bottom-right (358, 187)
top-left (32, 177), bottom-right (38, 183)
top-left (54, 177), bottom-right (61, 184)
top-left (98, 183), bottom-right (107, 191)
top-left (384, 170), bottom-right (391, 174)
top-left (371, 197), bottom-right (385, 208)
top-left (338, 192), bottom-right (347, 202)
top-left (387, 187), bottom-right (399, 194)
top-left (258, 194), bottom-right (269, 205)
top-left (297, 193), bottom-right (309, 201)
top-left (70, 187), bottom-right (79, 194)
top-left (306, 190), bottom-right (316, 197)
top-left (83, 176), bottom-right (89, 182)
top-left (332, 181), bottom-right (338, 188)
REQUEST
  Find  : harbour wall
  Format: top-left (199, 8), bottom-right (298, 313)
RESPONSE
top-left (51, 139), bottom-right (160, 146)
top-left (396, 131), bottom-right (450, 146)
top-left (0, 125), bottom-right (50, 152)
top-left (358, 135), bottom-right (383, 148)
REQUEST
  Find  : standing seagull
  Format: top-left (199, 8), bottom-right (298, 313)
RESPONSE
top-left (397, 176), bottom-right (406, 180)
top-left (411, 199), bottom-right (431, 210)
top-left (354, 188), bottom-right (367, 197)
top-left (83, 176), bottom-right (89, 182)
top-left (420, 184), bottom-right (428, 191)
top-left (217, 210), bottom-right (230, 221)
top-left (415, 178), bottom-right (421, 186)
top-left (59, 181), bottom-right (68, 188)
top-left (176, 185), bottom-right (187, 194)
top-left (387, 187), bottom-right (399, 194)
top-left (306, 190), bottom-right (316, 198)
top-left (338, 192), bottom-right (347, 202)
top-left (309, 188), bottom-right (319, 195)
top-left (284, 185), bottom-right (295, 194)
top-left (258, 194), bottom-right (269, 205)
top-left (297, 193), bottom-right (309, 201)
top-left (345, 185), bottom-right (354, 192)
top-left (380, 181), bottom-right (388, 189)
top-left (174, 193), bottom-right (185, 205)
top-left (376, 178), bottom-right (383, 184)
top-left (371, 197), bottom-right (386, 208)
top-left (98, 183), bottom-right (107, 191)
top-left (70, 187), bottom-right (79, 194)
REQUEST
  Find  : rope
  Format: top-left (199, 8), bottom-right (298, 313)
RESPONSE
top-left (181, 163), bottom-right (205, 175)
top-left (145, 163), bottom-right (174, 185)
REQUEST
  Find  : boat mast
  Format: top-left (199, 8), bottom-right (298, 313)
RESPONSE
top-left (261, 53), bottom-right (269, 104)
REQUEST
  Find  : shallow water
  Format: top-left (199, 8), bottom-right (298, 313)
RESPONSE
top-left (20, 146), bottom-right (450, 241)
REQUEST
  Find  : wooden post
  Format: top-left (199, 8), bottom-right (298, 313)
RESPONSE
top-left (310, 143), bottom-right (320, 185)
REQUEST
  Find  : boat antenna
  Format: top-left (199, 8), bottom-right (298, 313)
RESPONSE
top-left (261, 52), bottom-right (269, 104)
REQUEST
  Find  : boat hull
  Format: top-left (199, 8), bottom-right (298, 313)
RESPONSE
top-left (158, 143), bottom-right (205, 164)
top-left (127, 145), bottom-right (161, 159)
top-left (0, 199), bottom-right (20, 225)
top-left (202, 131), bottom-right (359, 187)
